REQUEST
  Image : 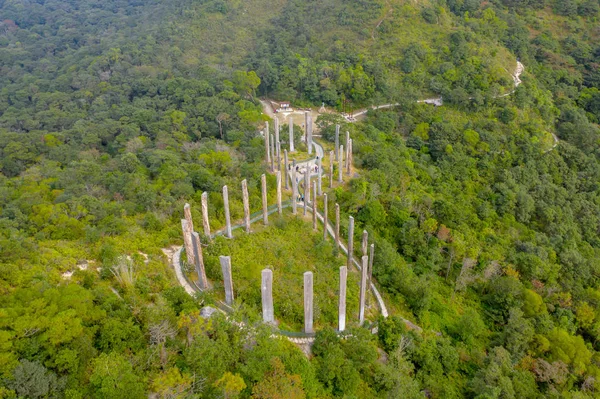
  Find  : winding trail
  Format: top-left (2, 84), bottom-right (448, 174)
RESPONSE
top-left (370, 0), bottom-right (393, 40)
top-left (168, 63), bottom-right (537, 334)
top-left (292, 140), bottom-right (392, 321)
top-left (350, 61), bottom-right (525, 119)
top-left (171, 138), bottom-right (391, 321)
top-left (347, 61), bottom-right (559, 151)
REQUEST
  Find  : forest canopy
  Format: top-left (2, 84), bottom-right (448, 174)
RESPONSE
top-left (1, 0), bottom-right (600, 397)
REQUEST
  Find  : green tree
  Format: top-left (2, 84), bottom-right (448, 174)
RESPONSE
top-left (89, 353), bottom-right (146, 399)
top-left (214, 372), bottom-right (246, 399)
top-left (6, 360), bottom-right (63, 399)
top-left (251, 358), bottom-right (305, 399)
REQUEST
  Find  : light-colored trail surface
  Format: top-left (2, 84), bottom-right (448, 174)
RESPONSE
top-left (163, 246), bottom-right (195, 296)
top-left (350, 61), bottom-right (525, 119)
top-left (347, 62), bottom-right (559, 151)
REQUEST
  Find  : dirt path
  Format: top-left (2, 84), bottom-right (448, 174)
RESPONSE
top-left (162, 245), bottom-right (195, 296)
top-left (351, 61), bottom-right (525, 119)
top-left (371, 0), bottom-right (392, 40)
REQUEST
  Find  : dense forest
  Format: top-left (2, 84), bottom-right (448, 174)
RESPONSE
top-left (2, 0), bottom-right (600, 397)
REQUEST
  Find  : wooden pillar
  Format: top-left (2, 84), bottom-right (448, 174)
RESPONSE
top-left (362, 230), bottom-right (368, 256)
top-left (346, 139), bottom-right (352, 175)
top-left (289, 116), bottom-right (294, 152)
top-left (369, 243), bottom-right (375, 282)
top-left (339, 266), bottom-right (347, 331)
top-left (307, 114), bottom-right (313, 155)
top-left (264, 125), bottom-right (270, 165)
top-left (304, 111), bottom-right (308, 145)
top-left (335, 124), bottom-right (340, 161)
top-left (277, 141), bottom-right (281, 172)
top-left (335, 203), bottom-right (340, 250)
top-left (347, 216), bottom-right (354, 269)
top-left (242, 179), bottom-right (251, 233)
top-left (184, 203), bottom-right (194, 233)
top-left (201, 192), bottom-right (211, 238)
top-left (219, 256), bottom-right (234, 305)
top-left (303, 168), bottom-right (309, 216)
top-left (345, 131), bottom-right (350, 161)
top-left (284, 149), bottom-right (289, 190)
top-left (292, 168), bottom-right (298, 215)
top-left (270, 134), bottom-right (275, 172)
top-left (304, 271), bottom-right (314, 333)
top-left (317, 156), bottom-right (322, 195)
top-left (338, 145), bottom-right (344, 183)
top-left (276, 171), bottom-right (282, 215)
top-left (181, 219), bottom-right (194, 265)
top-left (359, 255), bottom-right (368, 324)
top-left (323, 193), bottom-right (328, 240)
top-left (192, 231), bottom-right (208, 289)
top-left (261, 174), bottom-right (268, 225)
top-left (223, 185), bottom-right (232, 239)
top-left (312, 180), bottom-right (317, 230)
top-left (329, 150), bottom-right (334, 188)
top-left (261, 269), bottom-right (274, 323)
top-left (274, 116), bottom-right (279, 146)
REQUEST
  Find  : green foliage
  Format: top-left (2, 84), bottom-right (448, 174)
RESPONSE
top-left (89, 352), bottom-right (146, 399)
top-left (546, 328), bottom-right (592, 375)
top-left (2, 0), bottom-right (600, 397)
top-left (203, 216), bottom-right (361, 330)
top-left (377, 316), bottom-right (408, 353)
top-left (6, 360), bottom-right (64, 399)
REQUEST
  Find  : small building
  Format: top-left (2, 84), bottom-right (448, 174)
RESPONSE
top-left (276, 101), bottom-right (292, 113)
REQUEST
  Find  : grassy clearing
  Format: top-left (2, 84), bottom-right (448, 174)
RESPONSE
top-left (198, 213), bottom-right (381, 331)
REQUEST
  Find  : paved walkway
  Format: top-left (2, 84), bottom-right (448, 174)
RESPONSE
top-left (349, 61), bottom-right (525, 120)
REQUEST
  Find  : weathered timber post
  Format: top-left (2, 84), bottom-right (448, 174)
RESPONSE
top-left (346, 139), bottom-right (352, 175)
top-left (347, 216), bottom-right (355, 269)
top-left (307, 114), bottom-right (313, 155)
top-left (181, 219), bottom-right (195, 265)
top-left (359, 255), bottom-right (368, 324)
top-left (312, 180), bottom-right (317, 230)
top-left (304, 271), bottom-right (314, 333)
top-left (345, 131), bottom-right (350, 163)
top-left (292, 168), bottom-right (298, 215)
top-left (335, 124), bottom-right (340, 161)
top-left (303, 111), bottom-right (308, 144)
top-left (183, 203), bottom-right (195, 260)
top-left (329, 150), bottom-right (334, 188)
top-left (317, 156), bottom-right (322, 195)
top-left (261, 174), bottom-right (268, 225)
top-left (284, 150), bottom-right (289, 190)
top-left (201, 192), bottom-right (211, 238)
top-left (289, 116), bottom-right (294, 152)
top-left (276, 171), bottom-right (282, 215)
top-left (369, 243), bottom-right (375, 282)
top-left (264, 124), bottom-right (270, 165)
top-left (323, 193), bottom-right (328, 240)
top-left (261, 269), bottom-right (274, 323)
top-left (276, 141), bottom-right (281, 172)
top-left (274, 116), bottom-right (279, 146)
top-left (192, 231), bottom-right (208, 289)
top-left (223, 185), bottom-right (232, 239)
top-left (270, 134), bottom-right (275, 172)
top-left (335, 203), bottom-right (340, 250)
top-left (241, 179), bottom-right (251, 233)
top-left (339, 266), bottom-right (347, 332)
top-left (362, 230), bottom-right (368, 256)
top-left (338, 145), bottom-right (344, 183)
top-left (219, 256), bottom-right (234, 305)
top-left (184, 203), bottom-right (194, 233)
top-left (303, 168), bottom-right (309, 216)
